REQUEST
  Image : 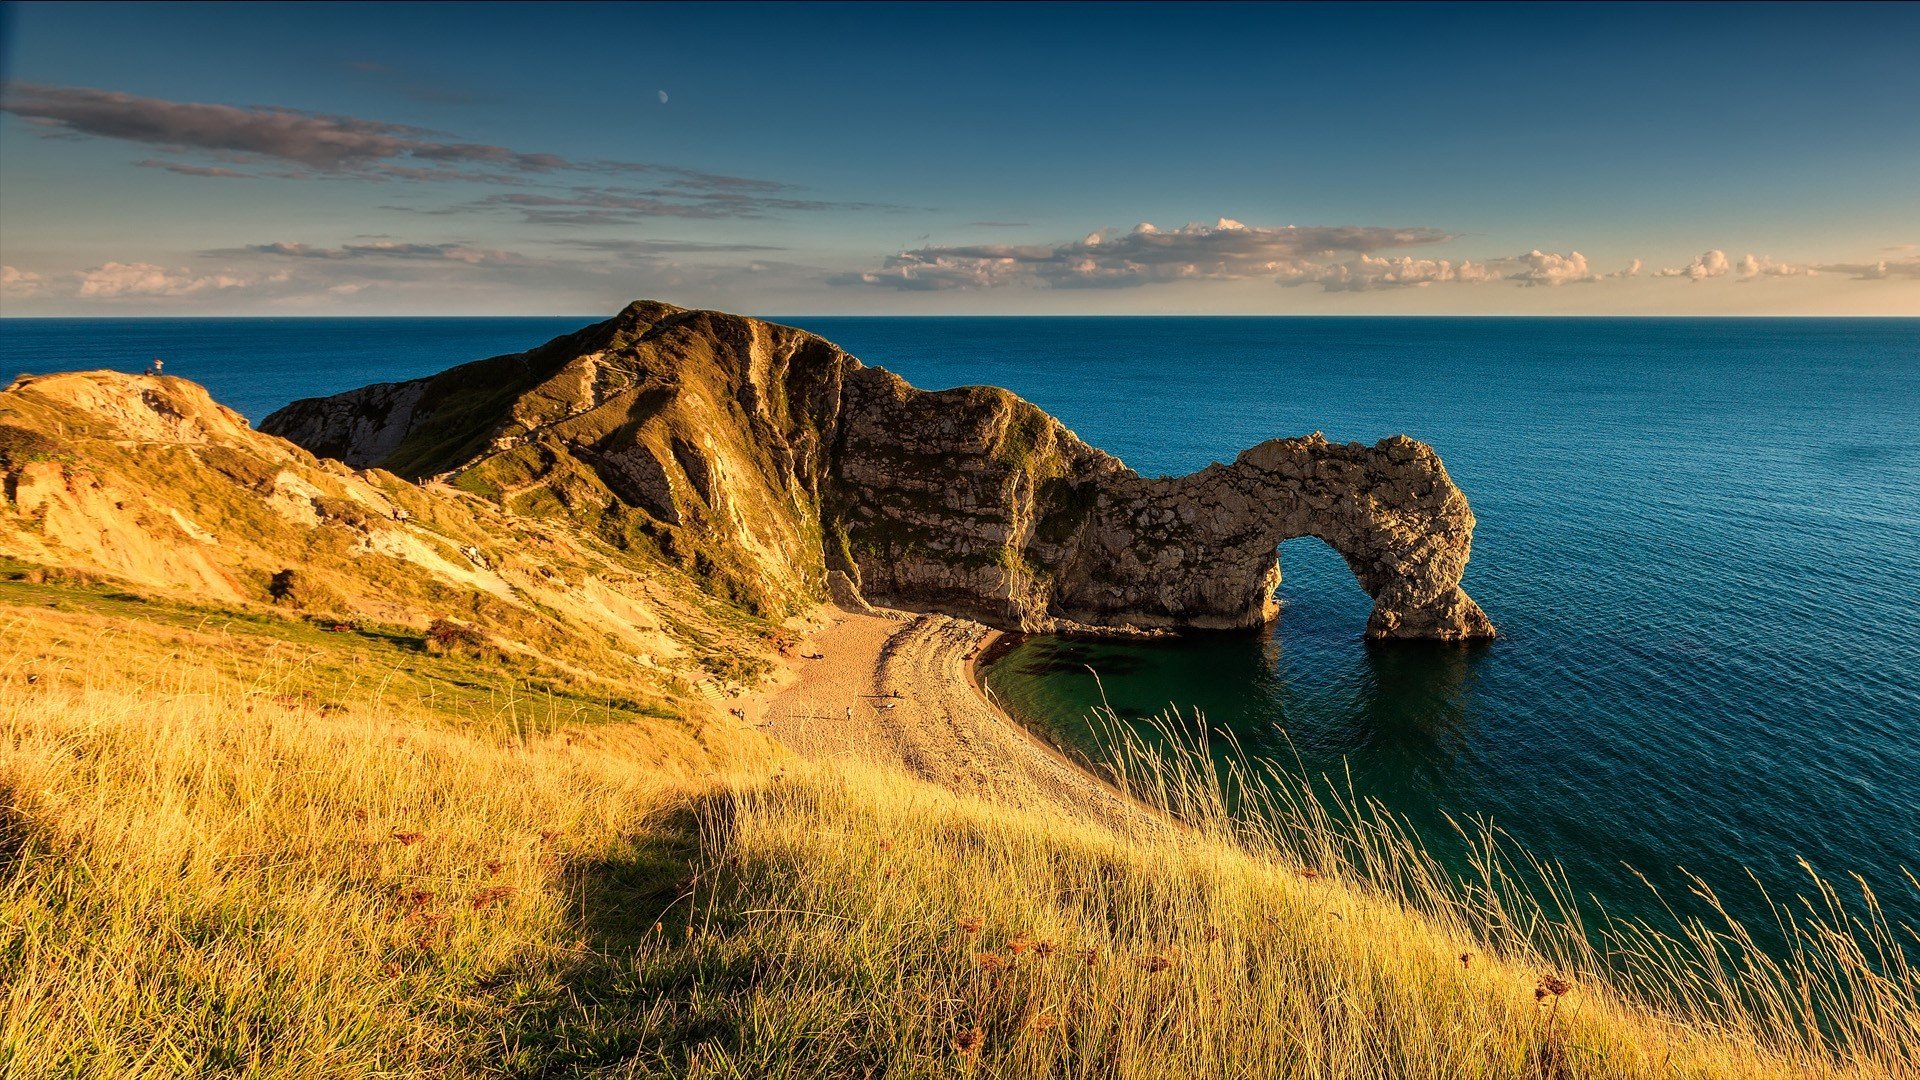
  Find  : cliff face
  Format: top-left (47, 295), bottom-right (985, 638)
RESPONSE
top-left (263, 301), bottom-right (1493, 641)
top-left (270, 303), bottom-right (851, 618)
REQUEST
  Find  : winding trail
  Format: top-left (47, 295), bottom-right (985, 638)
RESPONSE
top-left (749, 606), bottom-right (1132, 829)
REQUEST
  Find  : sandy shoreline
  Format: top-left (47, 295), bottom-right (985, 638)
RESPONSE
top-left (746, 604), bottom-right (1133, 828)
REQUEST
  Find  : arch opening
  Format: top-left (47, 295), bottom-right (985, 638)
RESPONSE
top-left (1272, 535), bottom-right (1375, 629)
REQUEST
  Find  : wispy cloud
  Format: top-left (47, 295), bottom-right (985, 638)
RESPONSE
top-left (210, 241), bottom-right (533, 266)
top-left (24, 230), bottom-right (815, 308)
top-left (447, 185), bottom-right (896, 225)
top-left (0, 82), bottom-right (560, 175)
top-left (5, 233), bottom-right (853, 313)
top-left (1811, 258), bottom-right (1920, 280)
top-left (0, 81), bottom-right (858, 219)
top-left (74, 262), bottom-right (276, 298)
top-left (133, 158), bottom-right (256, 179)
top-left (547, 238), bottom-right (789, 254)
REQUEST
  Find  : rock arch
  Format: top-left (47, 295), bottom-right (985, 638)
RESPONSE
top-left (829, 365), bottom-right (1493, 642)
top-left (1044, 434), bottom-right (1495, 640)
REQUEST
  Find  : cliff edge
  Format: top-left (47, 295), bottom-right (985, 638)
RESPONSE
top-left (263, 301), bottom-right (1493, 641)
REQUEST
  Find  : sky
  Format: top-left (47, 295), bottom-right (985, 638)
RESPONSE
top-left (1, 1), bottom-right (1916, 316)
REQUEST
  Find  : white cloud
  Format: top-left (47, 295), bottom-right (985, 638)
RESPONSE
top-left (1507, 250), bottom-right (1597, 287)
top-left (1607, 259), bottom-right (1643, 278)
top-left (1, 266), bottom-right (45, 294)
top-left (75, 262), bottom-right (258, 298)
top-left (1654, 250), bottom-right (1732, 281)
top-left (1737, 254), bottom-right (1816, 279)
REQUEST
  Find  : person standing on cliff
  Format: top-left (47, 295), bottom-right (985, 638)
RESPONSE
top-left (145, 357), bottom-right (164, 377)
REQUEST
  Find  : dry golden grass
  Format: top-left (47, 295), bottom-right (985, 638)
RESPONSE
top-left (0, 602), bottom-right (763, 1076)
top-left (666, 760), bottom-right (1912, 1079)
top-left (2, 599), bottom-right (1914, 1077)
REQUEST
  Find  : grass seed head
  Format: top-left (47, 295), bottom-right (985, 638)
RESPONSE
top-left (469, 885), bottom-right (516, 911)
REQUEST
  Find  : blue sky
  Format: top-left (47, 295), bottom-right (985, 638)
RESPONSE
top-left (2, 1), bottom-right (1916, 314)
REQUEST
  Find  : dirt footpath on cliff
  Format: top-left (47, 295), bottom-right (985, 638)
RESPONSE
top-left (753, 607), bottom-right (1133, 830)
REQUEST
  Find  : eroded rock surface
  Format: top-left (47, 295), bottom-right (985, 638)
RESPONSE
top-left (263, 301), bottom-right (1492, 641)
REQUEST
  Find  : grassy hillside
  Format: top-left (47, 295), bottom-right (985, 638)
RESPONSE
top-left (0, 371), bottom-right (791, 703)
top-left (4, 582), bottom-right (1913, 1078)
top-left (0, 590), bottom-right (753, 1076)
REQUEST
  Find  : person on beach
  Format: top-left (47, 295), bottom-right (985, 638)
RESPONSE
top-left (145, 357), bottom-right (164, 377)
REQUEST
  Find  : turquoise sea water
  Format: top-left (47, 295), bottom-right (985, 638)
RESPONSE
top-left (5, 315), bottom-right (1917, 937)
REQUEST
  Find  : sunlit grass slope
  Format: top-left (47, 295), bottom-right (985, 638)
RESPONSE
top-left (3, 586), bottom-right (1915, 1077)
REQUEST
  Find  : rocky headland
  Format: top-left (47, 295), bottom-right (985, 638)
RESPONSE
top-left (263, 301), bottom-right (1493, 641)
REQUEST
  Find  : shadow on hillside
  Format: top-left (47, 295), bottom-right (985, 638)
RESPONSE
top-left (477, 788), bottom-right (763, 1076)
top-left (0, 783), bottom-right (33, 874)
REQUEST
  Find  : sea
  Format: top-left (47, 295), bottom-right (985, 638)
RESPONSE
top-left (4, 315), bottom-right (1917, 940)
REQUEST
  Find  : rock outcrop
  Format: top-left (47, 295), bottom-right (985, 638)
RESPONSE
top-left (263, 301), bottom-right (1493, 641)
